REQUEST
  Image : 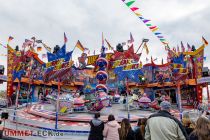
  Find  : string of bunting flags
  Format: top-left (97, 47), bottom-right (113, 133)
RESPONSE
top-left (121, 0), bottom-right (170, 48)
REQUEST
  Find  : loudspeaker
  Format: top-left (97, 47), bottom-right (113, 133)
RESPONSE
top-left (116, 43), bottom-right (124, 52)
top-left (1, 112), bottom-right (8, 119)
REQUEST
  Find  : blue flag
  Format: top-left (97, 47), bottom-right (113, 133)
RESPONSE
top-left (64, 51), bottom-right (73, 62)
top-left (47, 52), bottom-right (57, 62)
top-left (114, 66), bottom-right (144, 82)
top-left (13, 70), bottom-right (25, 81)
top-left (56, 44), bottom-right (66, 59)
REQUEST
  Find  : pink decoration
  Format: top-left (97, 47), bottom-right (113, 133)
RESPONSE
top-left (131, 7), bottom-right (139, 11)
top-left (74, 97), bottom-right (85, 104)
top-left (139, 96), bottom-right (151, 103)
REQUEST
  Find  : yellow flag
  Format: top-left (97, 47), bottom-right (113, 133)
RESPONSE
top-left (152, 27), bottom-right (159, 32)
top-left (135, 12), bottom-right (142, 16)
top-left (144, 43), bottom-right (149, 54)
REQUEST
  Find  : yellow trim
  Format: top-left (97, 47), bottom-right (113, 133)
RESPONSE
top-left (183, 44), bottom-right (205, 56)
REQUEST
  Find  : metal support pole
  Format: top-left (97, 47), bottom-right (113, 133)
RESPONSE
top-left (126, 77), bottom-right (130, 120)
top-left (176, 82), bottom-right (182, 120)
top-left (206, 83), bottom-right (209, 103)
top-left (13, 81), bottom-right (20, 121)
top-left (55, 79), bottom-right (60, 129)
top-left (135, 41), bottom-right (144, 54)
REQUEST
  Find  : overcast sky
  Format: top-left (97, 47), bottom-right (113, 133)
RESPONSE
top-left (0, 0), bottom-right (210, 90)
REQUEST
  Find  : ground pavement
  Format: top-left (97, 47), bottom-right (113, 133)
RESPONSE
top-left (1, 103), bottom-right (187, 140)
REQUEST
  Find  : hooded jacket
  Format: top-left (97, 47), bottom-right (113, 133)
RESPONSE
top-left (88, 118), bottom-right (104, 140)
top-left (103, 120), bottom-right (120, 140)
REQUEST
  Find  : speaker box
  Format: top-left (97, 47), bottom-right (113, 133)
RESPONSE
top-left (1, 112), bottom-right (8, 119)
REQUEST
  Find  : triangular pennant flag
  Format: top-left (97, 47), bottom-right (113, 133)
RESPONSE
top-left (135, 12), bottom-right (142, 16)
top-left (130, 7), bottom-right (139, 11)
top-left (162, 42), bottom-right (168, 45)
top-left (126, 1), bottom-right (135, 7)
top-left (202, 36), bottom-right (208, 45)
top-left (181, 41), bottom-right (185, 52)
top-left (203, 56), bottom-right (206, 61)
top-left (64, 32), bottom-right (68, 44)
top-left (160, 38), bottom-right (166, 42)
top-left (121, 0), bottom-right (170, 49)
top-left (155, 32), bottom-right (162, 35)
top-left (165, 44), bottom-right (170, 50)
top-left (149, 26), bottom-right (157, 30)
top-left (143, 19), bottom-right (150, 23)
top-left (152, 27), bottom-right (159, 32)
top-left (102, 32), bottom-right (104, 46)
top-left (139, 16), bottom-right (144, 20)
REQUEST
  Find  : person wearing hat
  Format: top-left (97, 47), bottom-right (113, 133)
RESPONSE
top-left (145, 101), bottom-right (188, 140)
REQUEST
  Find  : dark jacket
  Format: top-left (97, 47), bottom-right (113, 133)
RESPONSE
top-left (133, 126), bottom-right (144, 140)
top-left (185, 126), bottom-right (194, 135)
top-left (189, 132), bottom-right (198, 140)
top-left (88, 118), bottom-right (104, 140)
top-left (119, 128), bottom-right (136, 140)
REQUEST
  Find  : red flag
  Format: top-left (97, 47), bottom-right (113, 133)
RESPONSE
top-left (64, 32), bottom-right (68, 44)
top-left (173, 47), bottom-right (176, 53)
top-left (187, 43), bottom-right (191, 51)
top-left (127, 32), bottom-right (134, 43)
top-left (102, 32), bottom-right (104, 46)
top-left (177, 45), bottom-right (180, 52)
top-left (181, 41), bottom-right (185, 52)
top-left (130, 7), bottom-right (139, 11)
top-left (42, 54), bottom-right (47, 58)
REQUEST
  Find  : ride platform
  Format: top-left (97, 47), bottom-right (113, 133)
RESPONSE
top-left (27, 103), bottom-right (158, 122)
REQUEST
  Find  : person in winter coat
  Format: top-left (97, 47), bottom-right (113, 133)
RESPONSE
top-left (145, 101), bottom-right (188, 140)
top-left (88, 112), bottom-right (104, 140)
top-left (118, 118), bottom-right (136, 140)
top-left (189, 116), bottom-right (210, 140)
top-left (103, 114), bottom-right (120, 140)
top-left (133, 118), bottom-right (145, 140)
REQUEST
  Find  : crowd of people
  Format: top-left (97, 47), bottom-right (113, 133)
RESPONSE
top-left (88, 101), bottom-right (210, 140)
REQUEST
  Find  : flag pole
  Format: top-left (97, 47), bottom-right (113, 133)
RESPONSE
top-left (136, 40), bottom-right (145, 54)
